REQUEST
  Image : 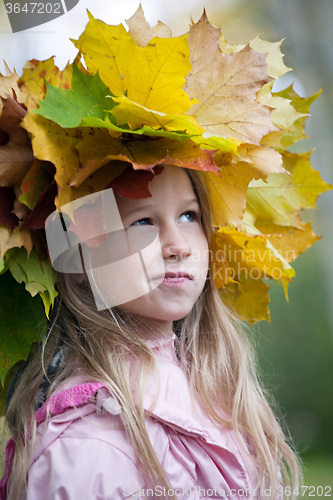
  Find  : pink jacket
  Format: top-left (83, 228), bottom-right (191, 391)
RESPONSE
top-left (2, 335), bottom-right (261, 500)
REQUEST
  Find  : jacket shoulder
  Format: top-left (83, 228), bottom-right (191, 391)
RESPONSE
top-left (26, 409), bottom-right (145, 500)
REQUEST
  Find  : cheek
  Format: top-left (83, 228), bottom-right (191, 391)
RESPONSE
top-left (189, 234), bottom-right (210, 281)
top-left (197, 231), bottom-right (210, 265)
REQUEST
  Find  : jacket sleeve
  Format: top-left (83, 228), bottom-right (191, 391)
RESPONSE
top-left (24, 436), bottom-right (146, 500)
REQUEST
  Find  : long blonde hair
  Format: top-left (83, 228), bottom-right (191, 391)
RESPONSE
top-left (5, 167), bottom-right (302, 499)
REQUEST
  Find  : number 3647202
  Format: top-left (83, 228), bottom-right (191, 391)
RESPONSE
top-left (5, 3), bottom-right (61, 14)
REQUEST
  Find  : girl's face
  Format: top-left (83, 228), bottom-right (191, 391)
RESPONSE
top-left (113, 165), bottom-right (209, 334)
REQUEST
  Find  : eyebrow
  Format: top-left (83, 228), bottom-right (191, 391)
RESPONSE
top-left (122, 198), bottom-right (200, 219)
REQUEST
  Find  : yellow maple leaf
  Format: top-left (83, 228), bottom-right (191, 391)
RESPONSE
top-left (111, 95), bottom-right (204, 134)
top-left (72, 11), bottom-right (194, 114)
top-left (210, 230), bottom-right (236, 288)
top-left (259, 85), bottom-right (321, 149)
top-left (257, 82), bottom-right (307, 131)
top-left (21, 113), bottom-right (83, 190)
top-left (276, 86), bottom-right (322, 148)
top-left (203, 163), bottom-right (255, 229)
top-left (214, 226), bottom-right (295, 286)
top-left (124, 36), bottom-right (195, 114)
top-left (240, 213), bottom-right (299, 302)
top-left (201, 143), bottom-right (287, 229)
top-left (18, 57), bottom-right (72, 110)
top-left (72, 14), bottom-right (136, 97)
top-left (219, 274), bottom-right (271, 324)
top-left (246, 151), bottom-right (333, 229)
top-left (255, 217), bottom-right (321, 263)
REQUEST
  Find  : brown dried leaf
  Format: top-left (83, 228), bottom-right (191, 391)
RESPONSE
top-left (0, 187), bottom-right (19, 233)
top-left (0, 63), bottom-right (25, 111)
top-left (126, 5), bottom-right (172, 47)
top-left (185, 13), bottom-right (277, 144)
top-left (238, 144), bottom-right (287, 180)
top-left (219, 35), bottom-right (291, 80)
top-left (0, 95), bottom-right (34, 188)
top-left (0, 224), bottom-right (33, 260)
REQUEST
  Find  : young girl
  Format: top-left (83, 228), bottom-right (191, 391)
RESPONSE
top-left (1, 165), bottom-right (301, 499)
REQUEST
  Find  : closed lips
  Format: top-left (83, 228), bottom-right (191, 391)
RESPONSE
top-left (164, 272), bottom-right (192, 279)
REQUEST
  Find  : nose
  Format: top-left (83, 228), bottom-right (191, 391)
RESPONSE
top-left (160, 222), bottom-right (192, 260)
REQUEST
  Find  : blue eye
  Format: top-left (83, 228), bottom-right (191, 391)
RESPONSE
top-left (131, 211), bottom-right (199, 226)
top-left (131, 218), bottom-right (151, 226)
top-left (179, 211), bottom-right (197, 222)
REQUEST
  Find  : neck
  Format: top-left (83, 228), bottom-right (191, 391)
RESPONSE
top-left (131, 315), bottom-right (174, 341)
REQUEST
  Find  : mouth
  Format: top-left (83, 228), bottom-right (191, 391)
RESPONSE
top-left (151, 271), bottom-right (193, 281)
top-left (164, 271), bottom-right (193, 280)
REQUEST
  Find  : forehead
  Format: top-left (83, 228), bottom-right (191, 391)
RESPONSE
top-left (114, 166), bottom-right (199, 215)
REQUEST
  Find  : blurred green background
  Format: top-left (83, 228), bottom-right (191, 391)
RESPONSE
top-left (208, 0), bottom-right (333, 490)
top-left (206, 0), bottom-right (333, 490)
top-left (0, 0), bottom-right (332, 492)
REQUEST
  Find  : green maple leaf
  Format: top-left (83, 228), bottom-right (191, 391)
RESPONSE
top-left (5, 246), bottom-right (57, 318)
top-left (0, 271), bottom-right (46, 383)
top-left (34, 62), bottom-right (118, 128)
top-left (0, 360), bottom-right (26, 415)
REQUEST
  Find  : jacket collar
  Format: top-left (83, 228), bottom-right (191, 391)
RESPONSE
top-left (142, 334), bottom-right (258, 488)
top-left (144, 333), bottom-right (230, 437)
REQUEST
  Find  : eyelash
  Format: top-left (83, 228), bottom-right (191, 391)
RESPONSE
top-left (131, 211), bottom-right (200, 226)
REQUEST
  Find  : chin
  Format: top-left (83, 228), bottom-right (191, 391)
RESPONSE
top-left (118, 295), bottom-right (197, 322)
top-left (122, 305), bottom-right (193, 323)
top-left (149, 306), bottom-right (194, 322)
